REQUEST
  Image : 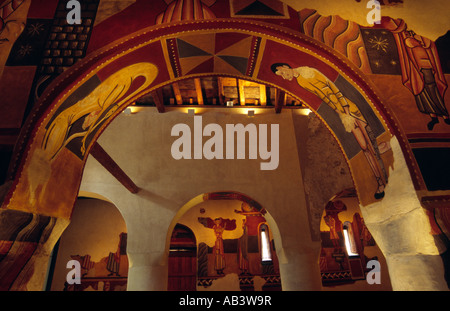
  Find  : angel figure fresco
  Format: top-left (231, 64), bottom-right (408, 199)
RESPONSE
top-left (384, 18), bottom-right (449, 130)
top-left (24, 62), bottom-right (157, 206)
top-left (272, 63), bottom-right (388, 200)
top-left (198, 217), bottom-right (236, 275)
top-left (41, 62), bottom-right (158, 161)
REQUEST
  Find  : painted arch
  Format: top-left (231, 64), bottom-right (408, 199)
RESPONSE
top-left (2, 19), bottom-right (409, 219)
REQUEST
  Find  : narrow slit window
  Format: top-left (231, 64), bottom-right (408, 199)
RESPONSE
top-left (260, 224), bottom-right (272, 262)
top-left (343, 221), bottom-right (358, 257)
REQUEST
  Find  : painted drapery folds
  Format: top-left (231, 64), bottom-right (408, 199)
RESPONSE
top-left (42, 62), bottom-right (158, 161)
top-left (297, 9), bottom-right (450, 192)
top-left (383, 18), bottom-right (449, 131)
top-left (0, 0), bottom-right (30, 78)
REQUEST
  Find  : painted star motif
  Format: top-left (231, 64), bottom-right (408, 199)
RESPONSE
top-left (368, 36), bottom-right (389, 53)
top-left (27, 23), bottom-right (45, 37)
top-left (17, 44), bottom-right (33, 58)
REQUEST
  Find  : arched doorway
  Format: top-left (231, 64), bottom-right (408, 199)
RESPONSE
top-left (49, 196), bottom-right (128, 291)
top-left (168, 224), bottom-right (197, 291)
top-left (168, 192), bottom-right (282, 291)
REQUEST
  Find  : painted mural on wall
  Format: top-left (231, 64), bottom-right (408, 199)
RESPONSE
top-left (2, 0), bottom-right (448, 224)
top-left (42, 62), bottom-right (157, 161)
top-left (4, 61), bottom-right (159, 218)
top-left (64, 232), bottom-right (128, 291)
top-left (319, 199), bottom-right (381, 286)
top-left (383, 18), bottom-right (449, 131)
top-left (271, 63), bottom-right (391, 201)
top-left (192, 200), bottom-right (281, 291)
top-left (156, 0), bottom-right (216, 24)
top-left (298, 9), bottom-right (450, 192)
top-left (0, 0), bottom-right (30, 78)
top-left (299, 9), bottom-right (373, 75)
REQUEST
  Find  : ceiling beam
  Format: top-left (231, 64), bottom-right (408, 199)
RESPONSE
top-left (152, 89), bottom-right (165, 113)
top-left (259, 84), bottom-right (267, 106)
top-left (217, 77), bottom-right (224, 105)
top-left (172, 82), bottom-right (183, 105)
top-left (238, 79), bottom-right (246, 106)
top-left (194, 78), bottom-right (204, 105)
top-left (90, 142), bottom-right (139, 194)
top-left (275, 89), bottom-right (285, 113)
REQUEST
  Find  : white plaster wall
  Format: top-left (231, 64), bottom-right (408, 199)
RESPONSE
top-left (79, 107), bottom-right (322, 291)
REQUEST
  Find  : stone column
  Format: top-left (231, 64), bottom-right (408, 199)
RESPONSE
top-left (277, 242), bottom-right (322, 291)
top-left (127, 251), bottom-right (168, 291)
top-left (361, 137), bottom-right (448, 291)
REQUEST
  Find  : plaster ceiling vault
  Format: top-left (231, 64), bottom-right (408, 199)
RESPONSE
top-left (0, 0), bottom-right (449, 293)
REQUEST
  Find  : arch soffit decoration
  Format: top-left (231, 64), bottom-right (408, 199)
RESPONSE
top-left (2, 18), bottom-right (415, 219)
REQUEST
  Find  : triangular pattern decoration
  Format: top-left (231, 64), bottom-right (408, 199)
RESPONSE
top-left (179, 56), bottom-right (214, 76)
top-left (185, 57), bottom-right (215, 76)
top-left (214, 32), bottom-right (252, 55)
top-left (235, 0), bottom-right (284, 16)
top-left (176, 39), bottom-right (212, 58)
top-left (175, 33), bottom-right (253, 76)
top-left (217, 55), bottom-right (248, 75)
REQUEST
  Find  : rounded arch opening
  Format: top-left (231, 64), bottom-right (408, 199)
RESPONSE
top-left (48, 196), bottom-right (129, 291)
top-left (166, 191), bottom-right (283, 291)
top-left (2, 18), bottom-right (405, 222)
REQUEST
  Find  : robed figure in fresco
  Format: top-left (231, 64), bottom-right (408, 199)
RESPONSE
top-left (198, 217), bottom-right (236, 275)
top-left (272, 64), bottom-right (388, 200)
top-left (0, 0), bottom-right (29, 78)
top-left (238, 218), bottom-right (249, 275)
top-left (383, 18), bottom-right (449, 130)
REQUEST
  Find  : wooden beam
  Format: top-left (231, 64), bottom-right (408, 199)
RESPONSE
top-left (275, 89), bottom-right (285, 113)
top-left (259, 84), bottom-right (266, 106)
top-left (194, 78), bottom-right (204, 105)
top-left (172, 82), bottom-right (183, 105)
top-left (90, 142), bottom-right (139, 194)
top-left (152, 89), bottom-right (165, 113)
top-left (238, 79), bottom-right (246, 106)
top-left (217, 77), bottom-right (224, 105)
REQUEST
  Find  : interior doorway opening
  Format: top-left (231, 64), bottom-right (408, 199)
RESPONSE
top-left (168, 224), bottom-right (197, 291)
top-left (167, 191), bottom-right (282, 291)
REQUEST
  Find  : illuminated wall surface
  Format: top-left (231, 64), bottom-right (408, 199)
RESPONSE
top-left (0, 0), bottom-right (449, 293)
